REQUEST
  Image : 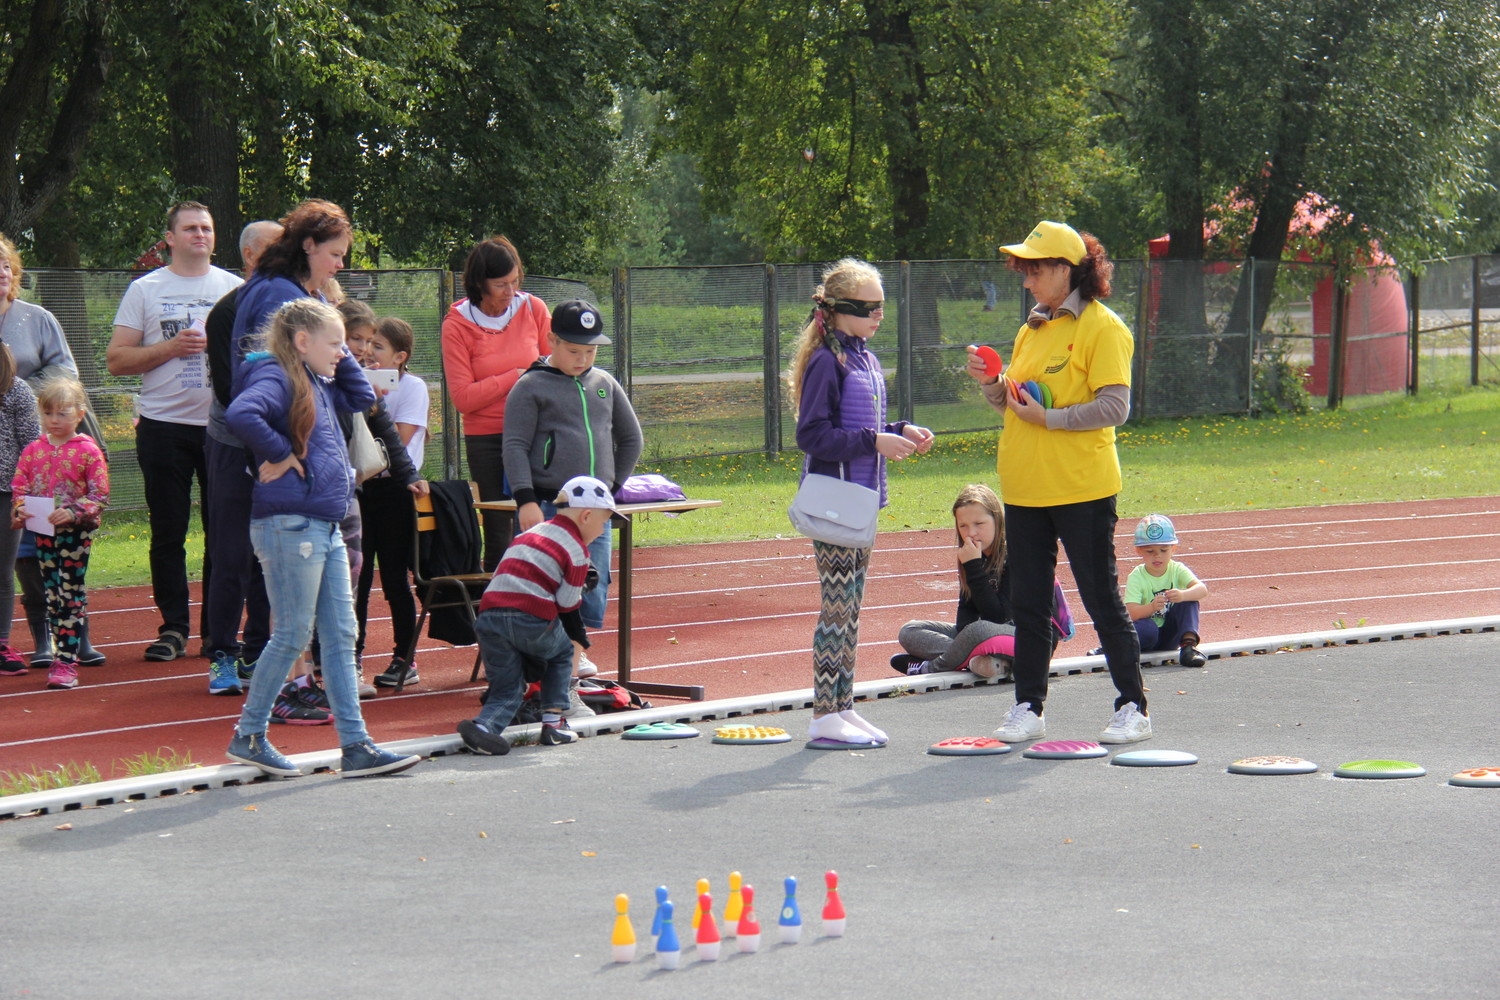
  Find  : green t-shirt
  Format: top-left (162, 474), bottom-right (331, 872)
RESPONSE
top-left (1125, 560), bottom-right (1199, 626)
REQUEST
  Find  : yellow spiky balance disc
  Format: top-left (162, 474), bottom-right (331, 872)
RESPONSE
top-left (712, 724), bottom-right (792, 745)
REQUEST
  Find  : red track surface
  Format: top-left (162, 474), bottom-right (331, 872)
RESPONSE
top-left (3, 497), bottom-right (1497, 775)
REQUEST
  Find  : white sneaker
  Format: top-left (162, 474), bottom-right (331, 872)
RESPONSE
top-left (576, 654), bottom-right (600, 679)
top-left (561, 680), bottom-right (596, 719)
top-left (1099, 702), bottom-right (1153, 744)
top-left (994, 703), bottom-right (1045, 743)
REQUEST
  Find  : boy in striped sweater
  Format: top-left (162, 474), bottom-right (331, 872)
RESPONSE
top-left (456, 475), bottom-right (616, 756)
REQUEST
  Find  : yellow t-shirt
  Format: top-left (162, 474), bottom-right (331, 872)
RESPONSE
top-left (996, 298), bottom-right (1133, 507)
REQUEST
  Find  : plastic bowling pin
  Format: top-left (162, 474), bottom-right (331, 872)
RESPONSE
top-left (724, 871), bottom-right (744, 932)
top-left (822, 870), bottom-right (846, 937)
top-left (695, 891), bottom-right (721, 961)
top-left (611, 893), bottom-right (636, 963)
top-left (691, 877), bottom-right (710, 929)
top-left (778, 876), bottom-right (803, 944)
top-left (655, 901), bottom-right (681, 970)
top-left (650, 885), bottom-right (669, 944)
top-left (736, 884), bottom-right (761, 953)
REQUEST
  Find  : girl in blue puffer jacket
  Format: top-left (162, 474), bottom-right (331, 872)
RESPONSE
top-left (222, 298), bottom-right (421, 780)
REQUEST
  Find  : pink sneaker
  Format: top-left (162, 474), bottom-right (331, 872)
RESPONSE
top-left (46, 662), bottom-right (79, 690)
top-left (0, 642), bottom-right (28, 675)
top-left (0, 642), bottom-right (27, 676)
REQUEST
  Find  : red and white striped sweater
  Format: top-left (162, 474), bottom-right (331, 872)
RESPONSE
top-left (478, 515), bottom-right (590, 619)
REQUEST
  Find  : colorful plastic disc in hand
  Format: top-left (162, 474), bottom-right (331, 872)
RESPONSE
top-left (974, 345), bottom-right (1004, 378)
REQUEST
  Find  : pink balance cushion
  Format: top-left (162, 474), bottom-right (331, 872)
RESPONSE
top-left (962, 634), bottom-right (1015, 668)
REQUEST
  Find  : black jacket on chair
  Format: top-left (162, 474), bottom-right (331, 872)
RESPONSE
top-left (420, 480), bottom-right (485, 646)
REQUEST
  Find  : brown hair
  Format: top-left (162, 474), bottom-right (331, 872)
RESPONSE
top-left (952, 483), bottom-right (1004, 599)
top-left (1010, 232), bottom-right (1114, 301)
top-left (165, 201), bottom-right (211, 233)
top-left (461, 236), bottom-right (524, 303)
top-left (374, 316), bottom-right (414, 375)
top-left (256, 200), bottom-right (352, 283)
top-left (788, 258), bottom-right (884, 410)
top-left (0, 233), bottom-right (23, 304)
top-left (336, 298), bottom-right (376, 333)
top-left (0, 343), bottom-right (14, 396)
top-left (260, 299), bottom-right (343, 457)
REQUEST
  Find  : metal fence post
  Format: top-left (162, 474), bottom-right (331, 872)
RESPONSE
top-left (762, 263), bottom-right (781, 456)
top-left (897, 260), bottom-right (913, 423)
top-left (613, 266), bottom-right (631, 398)
top-left (1327, 274), bottom-right (1347, 410)
top-left (438, 268), bottom-right (461, 480)
top-left (1471, 255), bottom-right (1481, 387)
top-left (1408, 270), bottom-right (1420, 396)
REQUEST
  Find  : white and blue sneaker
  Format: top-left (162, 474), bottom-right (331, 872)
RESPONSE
top-left (226, 731), bottom-right (301, 777)
top-left (340, 741), bottom-right (422, 778)
top-left (208, 651), bottom-right (244, 696)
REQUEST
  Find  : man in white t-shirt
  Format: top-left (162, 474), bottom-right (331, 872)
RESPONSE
top-left (106, 202), bottom-right (242, 662)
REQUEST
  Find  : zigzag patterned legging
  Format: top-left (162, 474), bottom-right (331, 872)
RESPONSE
top-left (811, 540), bottom-right (870, 715)
top-left (36, 527), bottom-right (93, 665)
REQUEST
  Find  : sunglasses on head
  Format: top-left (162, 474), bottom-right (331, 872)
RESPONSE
top-left (829, 298), bottom-right (884, 318)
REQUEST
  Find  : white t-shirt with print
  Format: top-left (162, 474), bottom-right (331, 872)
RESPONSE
top-left (384, 371), bottom-right (430, 473)
top-left (113, 265), bottom-right (242, 425)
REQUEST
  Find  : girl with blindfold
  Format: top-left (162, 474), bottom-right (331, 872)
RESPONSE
top-left (788, 258), bottom-right (934, 747)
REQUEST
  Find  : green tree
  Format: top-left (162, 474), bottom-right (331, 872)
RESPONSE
top-left (653, 0), bottom-right (1117, 262)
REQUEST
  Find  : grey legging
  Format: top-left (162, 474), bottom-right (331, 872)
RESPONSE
top-left (897, 618), bottom-right (1015, 672)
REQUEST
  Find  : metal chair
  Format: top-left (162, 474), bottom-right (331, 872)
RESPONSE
top-left (400, 481), bottom-right (489, 691)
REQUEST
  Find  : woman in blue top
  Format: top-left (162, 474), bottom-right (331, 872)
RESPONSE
top-left (789, 258), bottom-right (933, 747)
top-left (223, 299), bottom-right (420, 779)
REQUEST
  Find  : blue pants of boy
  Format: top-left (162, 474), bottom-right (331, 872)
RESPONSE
top-left (1134, 601), bottom-right (1202, 652)
top-left (473, 608), bottom-right (573, 731)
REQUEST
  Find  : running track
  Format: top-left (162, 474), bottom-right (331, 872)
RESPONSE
top-left (2, 497), bottom-right (1496, 775)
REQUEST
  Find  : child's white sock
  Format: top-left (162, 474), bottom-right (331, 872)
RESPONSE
top-left (838, 710), bottom-right (887, 742)
top-left (807, 713), bottom-right (876, 745)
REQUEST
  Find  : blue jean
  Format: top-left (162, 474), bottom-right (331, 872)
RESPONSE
top-left (535, 498), bottom-right (611, 629)
top-left (1135, 601), bottom-right (1202, 652)
top-left (237, 515), bottom-right (368, 746)
top-left (473, 607), bottom-right (574, 730)
top-left (203, 436), bottom-right (270, 659)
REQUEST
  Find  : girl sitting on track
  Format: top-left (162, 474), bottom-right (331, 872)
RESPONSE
top-left (790, 258), bottom-right (933, 747)
top-left (891, 483), bottom-right (1068, 680)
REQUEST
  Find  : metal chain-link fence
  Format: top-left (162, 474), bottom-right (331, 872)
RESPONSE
top-left (20, 255), bottom-right (1495, 510)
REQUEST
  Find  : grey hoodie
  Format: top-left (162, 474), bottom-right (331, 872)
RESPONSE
top-left (501, 357), bottom-right (643, 507)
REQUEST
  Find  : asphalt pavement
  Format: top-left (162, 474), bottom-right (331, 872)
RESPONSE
top-left (3, 630), bottom-right (1498, 999)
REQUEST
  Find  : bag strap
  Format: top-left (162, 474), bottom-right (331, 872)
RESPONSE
top-left (800, 456), bottom-right (851, 482)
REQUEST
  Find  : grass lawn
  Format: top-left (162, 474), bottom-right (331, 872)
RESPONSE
top-left (85, 384), bottom-right (1499, 588)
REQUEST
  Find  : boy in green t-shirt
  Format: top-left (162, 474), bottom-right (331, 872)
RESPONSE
top-left (1125, 514), bottom-right (1210, 667)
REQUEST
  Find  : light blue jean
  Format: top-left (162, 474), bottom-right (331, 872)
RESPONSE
top-left (238, 514), bottom-right (369, 747)
top-left (535, 499), bottom-right (611, 629)
top-left (474, 608), bottom-right (574, 730)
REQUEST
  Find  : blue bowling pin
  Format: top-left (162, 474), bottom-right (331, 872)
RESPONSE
top-left (656, 900), bottom-right (681, 970)
top-left (651, 885), bottom-right (669, 942)
top-left (778, 875), bottom-right (803, 944)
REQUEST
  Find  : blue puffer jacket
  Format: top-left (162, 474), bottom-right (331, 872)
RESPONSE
top-left (225, 351), bottom-right (376, 523)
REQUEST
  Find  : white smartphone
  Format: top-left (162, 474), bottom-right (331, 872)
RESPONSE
top-left (363, 368), bottom-right (399, 392)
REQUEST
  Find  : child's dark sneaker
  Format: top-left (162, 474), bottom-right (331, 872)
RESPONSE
top-left (270, 681), bottom-right (332, 725)
top-left (339, 741), bottom-right (421, 777)
top-left (291, 674), bottom-right (330, 710)
top-left (1179, 644), bottom-right (1207, 668)
top-left (226, 730), bottom-right (301, 777)
top-left (0, 642), bottom-right (29, 675)
top-left (906, 660), bottom-right (933, 675)
top-left (457, 719), bottom-right (511, 756)
top-left (889, 653), bottom-right (915, 674)
top-left (46, 662), bottom-right (79, 689)
top-left (144, 629), bottom-right (187, 662)
top-left (374, 657), bottom-right (418, 688)
top-left (540, 720), bottom-right (578, 745)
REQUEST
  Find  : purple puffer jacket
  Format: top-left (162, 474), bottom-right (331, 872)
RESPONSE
top-left (794, 330), bottom-right (907, 507)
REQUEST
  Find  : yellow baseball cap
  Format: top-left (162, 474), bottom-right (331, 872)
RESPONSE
top-left (999, 221), bottom-right (1086, 265)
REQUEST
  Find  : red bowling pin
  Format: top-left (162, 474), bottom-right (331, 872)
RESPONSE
top-left (736, 884), bottom-right (761, 953)
top-left (822, 870), bottom-right (846, 937)
top-left (696, 891), bottom-right (721, 961)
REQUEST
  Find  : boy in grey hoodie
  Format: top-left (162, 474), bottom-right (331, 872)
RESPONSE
top-left (502, 299), bottom-right (643, 676)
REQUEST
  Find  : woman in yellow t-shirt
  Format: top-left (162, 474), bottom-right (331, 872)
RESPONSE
top-left (966, 220), bottom-right (1151, 747)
